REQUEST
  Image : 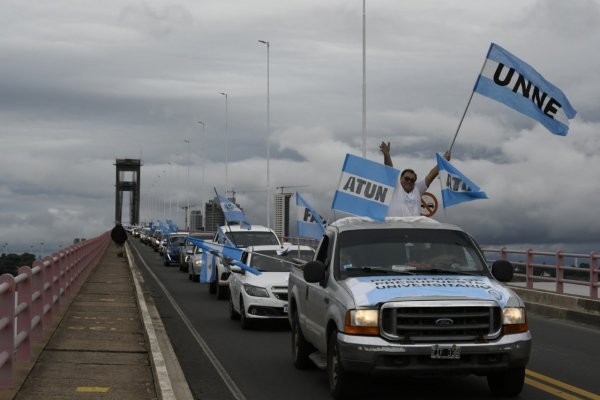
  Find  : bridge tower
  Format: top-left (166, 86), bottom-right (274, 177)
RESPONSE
top-left (114, 159), bottom-right (142, 225)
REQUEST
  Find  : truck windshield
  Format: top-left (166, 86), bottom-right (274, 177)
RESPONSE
top-left (337, 228), bottom-right (489, 279)
top-left (251, 250), bottom-right (315, 272)
top-left (225, 231), bottom-right (280, 247)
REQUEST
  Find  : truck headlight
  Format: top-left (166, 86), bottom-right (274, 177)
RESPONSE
top-left (502, 307), bottom-right (528, 334)
top-left (344, 309), bottom-right (379, 336)
top-left (243, 284), bottom-right (269, 298)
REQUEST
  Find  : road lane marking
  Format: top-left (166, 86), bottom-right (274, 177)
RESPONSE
top-left (526, 378), bottom-right (582, 400)
top-left (527, 370), bottom-right (600, 400)
top-left (75, 386), bottom-right (110, 393)
top-left (131, 244), bottom-right (247, 400)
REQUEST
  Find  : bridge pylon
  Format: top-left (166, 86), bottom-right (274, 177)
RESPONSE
top-left (114, 159), bottom-right (142, 225)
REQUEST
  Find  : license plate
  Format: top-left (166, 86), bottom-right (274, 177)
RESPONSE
top-left (430, 345), bottom-right (460, 360)
top-left (283, 304), bottom-right (288, 313)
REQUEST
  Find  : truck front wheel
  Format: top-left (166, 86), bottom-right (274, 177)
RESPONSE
top-left (487, 367), bottom-right (525, 397)
top-left (328, 330), bottom-right (357, 399)
top-left (291, 312), bottom-right (313, 369)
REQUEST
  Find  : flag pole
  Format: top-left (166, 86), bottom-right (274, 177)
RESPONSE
top-left (449, 57), bottom-right (489, 153)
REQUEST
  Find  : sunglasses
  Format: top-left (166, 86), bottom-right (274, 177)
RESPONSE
top-left (402, 176), bottom-right (416, 183)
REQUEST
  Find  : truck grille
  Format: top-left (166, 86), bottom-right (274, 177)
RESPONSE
top-left (380, 301), bottom-right (501, 342)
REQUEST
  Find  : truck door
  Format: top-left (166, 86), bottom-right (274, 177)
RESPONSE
top-left (304, 232), bottom-right (335, 347)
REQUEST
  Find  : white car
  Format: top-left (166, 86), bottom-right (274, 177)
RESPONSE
top-left (187, 244), bottom-right (204, 282)
top-left (228, 244), bottom-right (315, 329)
top-left (209, 224), bottom-right (282, 300)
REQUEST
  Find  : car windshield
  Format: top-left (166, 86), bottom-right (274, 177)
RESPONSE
top-left (169, 236), bottom-right (186, 245)
top-left (337, 228), bottom-right (488, 279)
top-left (225, 231), bottom-right (280, 247)
top-left (250, 250), bottom-right (315, 272)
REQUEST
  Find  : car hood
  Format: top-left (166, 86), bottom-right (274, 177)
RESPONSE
top-left (244, 271), bottom-right (289, 287)
top-left (343, 275), bottom-right (514, 308)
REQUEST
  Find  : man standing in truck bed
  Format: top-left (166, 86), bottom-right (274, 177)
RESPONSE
top-left (379, 141), bottom-right (451, 217)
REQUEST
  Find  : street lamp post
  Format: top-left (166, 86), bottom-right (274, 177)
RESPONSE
top-left (184, 139), bottom-right (191, 229)
top-left (362, 0), bottom-right (367, 158)
top-left (168, 162), bottom-right (173, 219)
top-left (219, 92), bottom-right (229, 197)
top-left (259, 39), bottom-right (271, 228)
top-left (198, 121), bottom-right (206, 230)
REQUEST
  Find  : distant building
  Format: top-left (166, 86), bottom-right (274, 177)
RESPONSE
top-left (204, 196), bottom-right (243, 232)
top-left (204, 198), bottom-right (225, 232)
top-left (190, 210), bottom-right (203, 231)
top-left (274, 192), bottom-right (292, 239)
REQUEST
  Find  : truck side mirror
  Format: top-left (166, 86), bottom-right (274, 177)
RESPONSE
top-left (304, 261), bottom-right (326, 284)
top-left (491, 260), bottom-right (514, 282)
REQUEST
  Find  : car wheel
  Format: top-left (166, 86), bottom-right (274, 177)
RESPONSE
top-left (216, 283), bottom-right (228, 300)
top-left (328, 329), bottom-right (357, 399)
top-left (240, 298), bottom-right (252, 330)
top-left (487, 367), bottom-right (525, 397)
top-left (291, 311), bottom-right (314, 369)
top-left (163, 260), bottom-right (169, 266)
top-left (187, 265), bottom-right (192, 281)
top-left (229, 293), bottom-right (240, 320)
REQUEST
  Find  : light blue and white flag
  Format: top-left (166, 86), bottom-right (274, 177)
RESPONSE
top-left (296, 192), bottom-right (325, 239)
top-left (436, 153), bottom-right (488, 208)
top-left (331, 154), bottom-right (399, 221)
top-left (474, 43), bottom-right (576, 136)
top-left (186, 238), bottom-right (247, 282)
top-left (216, 191), bottom-right (251, 229)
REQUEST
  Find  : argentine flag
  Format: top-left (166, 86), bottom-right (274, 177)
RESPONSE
top-left (436, 153), bottom-right (488, 208)
top-left (296, 192), bottom-right (325, 239)
top-left (332, 154), bottom-right (399, 221)
top-left (474, 43), bottom-right (576, 136)
top-left (217, 192), bottom-right (251, 229)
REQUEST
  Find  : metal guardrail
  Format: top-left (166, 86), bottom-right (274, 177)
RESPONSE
top-left (482, 247), bottom-right (599, 299)
top-left (0, 231), bottom-right (111, 388)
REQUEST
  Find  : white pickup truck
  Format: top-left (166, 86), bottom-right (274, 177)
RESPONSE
top-left (288, 216), bottom-right (531, 399)
top-left (207, 224), bottom-right (281, 299)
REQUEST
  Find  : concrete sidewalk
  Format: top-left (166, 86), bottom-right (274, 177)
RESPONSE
top-left (0, 241), bottom-right (192, 400)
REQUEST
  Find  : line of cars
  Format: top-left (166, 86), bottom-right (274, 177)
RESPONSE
top-left (131, 217), bottom-right (531, 399)
top-left (131, 224), bottom-right (315, 329)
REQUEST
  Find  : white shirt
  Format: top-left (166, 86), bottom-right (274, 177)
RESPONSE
top-left (386, 179), bottom-right (427, 217)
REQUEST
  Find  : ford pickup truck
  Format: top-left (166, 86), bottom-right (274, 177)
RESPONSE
top-left (288, 216), bottom-right (531, 399)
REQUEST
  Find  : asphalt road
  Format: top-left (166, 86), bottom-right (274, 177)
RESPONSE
top-left (129, 238), bottom-right (600, 400)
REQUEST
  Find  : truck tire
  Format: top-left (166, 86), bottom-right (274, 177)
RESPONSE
top-left (487, 367), bottom-right (525, 397)
top-left (291, 312), bottom-right (314, 369)
top-left (328, 330), bottom-right (357, 399)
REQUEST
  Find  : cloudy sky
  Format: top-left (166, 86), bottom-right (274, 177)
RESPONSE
top-left (1, 0), bottom-right (599, 256)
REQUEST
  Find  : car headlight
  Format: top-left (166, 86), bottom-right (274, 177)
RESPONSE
top-left (344, 309), bottom-right (379, 336)
top-left (194, 258), bottom-right (203, 266)
top-left (502, 307), bottom-right (528, 334)
top-left (243, 284), bottom-right (269, 298)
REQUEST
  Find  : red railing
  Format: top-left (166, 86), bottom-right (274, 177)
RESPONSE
top-left (282, 236), bottom-right (599, 299)
top-left (0, 231), bottom-right (111, 388)
top-left (482, 247), bottom-right (599, 299)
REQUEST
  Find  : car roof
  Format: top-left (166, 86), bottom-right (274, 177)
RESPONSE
top-left (244, 244), bottom-right (315, 253)
top-left (219, 224), bottom-right (273, 233)
top-left (329, 216), bottom-right (464, 233)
